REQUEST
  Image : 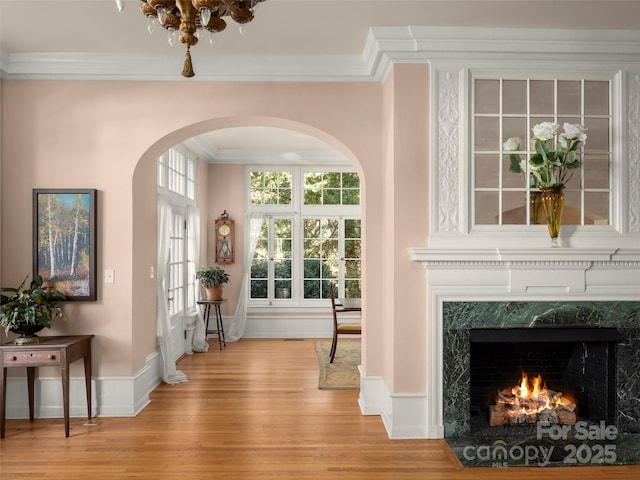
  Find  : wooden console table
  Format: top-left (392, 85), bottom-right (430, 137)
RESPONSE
top-left (0, 335), bottom-right (93, 438)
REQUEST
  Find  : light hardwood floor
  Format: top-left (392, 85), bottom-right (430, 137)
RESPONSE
top-left (0, 338), bottom-right (638, 479)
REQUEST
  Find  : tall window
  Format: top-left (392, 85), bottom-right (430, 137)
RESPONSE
top-left (472, 76), bottom-right (611, 226)
top-left (251, 217), bottom-right (293, 299)
top-left (248, 167), bottom-right (361, 304)
top-left (158, 148), bottom-right (197, 318)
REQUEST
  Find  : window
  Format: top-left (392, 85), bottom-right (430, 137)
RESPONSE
top-left (251, 217), bottom-right (293, 299)
top-left (248, 168), bottom-right (361, 304)
top-left (302, 217), bottom-right (361, 299)
top-left (472, 76), bottom-right (612, 226)
top-left (158, 148), bottom-right (198, 360)
top-left (304, 172), bottom-right (360, 205)
top-left (250, 171), bottom-right (292, 205)
top-left (158, 147), bottom-right (196, 200)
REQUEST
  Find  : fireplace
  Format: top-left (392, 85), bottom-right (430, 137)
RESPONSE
top-left (442, 301), bottom-right (640, 439)
top-left (438, 301), bottom-right (640, 467)
top-left (403, 246), bottom-right (640, 466)
top-left (469, 327), bottom-right (620, 435)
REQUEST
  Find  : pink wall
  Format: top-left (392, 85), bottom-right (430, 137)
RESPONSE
top-left (207, 164), bottom-right (245, 316)
top-left (1, 75), bottom-right (429, 392)
top-left (380, 64), bottom-right (430, 391)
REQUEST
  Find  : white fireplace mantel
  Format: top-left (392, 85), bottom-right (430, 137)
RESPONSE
top-left (404, 246), bottom-right (640, 439)
top-left (409, 247), bottom-right (640, 297)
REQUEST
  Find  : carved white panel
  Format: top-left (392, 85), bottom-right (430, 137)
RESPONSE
top-left (628, 72), bottom-right (640, 232)
top-left (437, 70), bottom-right (461, 232)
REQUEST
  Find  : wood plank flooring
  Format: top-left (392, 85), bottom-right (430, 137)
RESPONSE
top-left (0, 338), bottom-right (638, 479)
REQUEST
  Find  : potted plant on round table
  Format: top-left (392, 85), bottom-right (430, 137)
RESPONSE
top-left (0, 275), bottom-right (67, 344)
top-left (196, 265), bottom-right (230, 301)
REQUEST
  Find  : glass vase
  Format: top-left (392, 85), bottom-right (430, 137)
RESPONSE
top-left (539, 186), bottom-right (565, 247)
top-left (529, 191), bottom-right (544, 225)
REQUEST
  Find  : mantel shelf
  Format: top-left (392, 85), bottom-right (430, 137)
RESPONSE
top-left (408, 247), bottom-right (640, 265)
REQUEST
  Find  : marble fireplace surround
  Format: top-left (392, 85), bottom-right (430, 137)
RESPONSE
top-left (442, 300), bottom-right (639, 438)
top-left (409, 247), bottom-right (640, 439)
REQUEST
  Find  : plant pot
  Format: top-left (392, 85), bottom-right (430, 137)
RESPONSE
top-left (205, 286), bottom-right (224, 301)
top-left (9, 323), bottom-right (45, 344)
top-left (540, 186), bottom-right (565, 246)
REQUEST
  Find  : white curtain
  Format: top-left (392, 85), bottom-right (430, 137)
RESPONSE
top-left (226, 212), bottom-right (264, 342)
top-left (188, 207), bottom-right (209, 353)
top-left (157, 198), bottom-right (188, 384)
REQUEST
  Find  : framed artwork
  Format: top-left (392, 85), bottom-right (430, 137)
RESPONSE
top-left (33, 189), bottom-right (97, 301)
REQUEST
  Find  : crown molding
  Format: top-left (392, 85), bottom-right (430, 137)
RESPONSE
top-left (2, 27), bottom-right (640, 82)
top-left (200, 148), bottom-right (349, 165)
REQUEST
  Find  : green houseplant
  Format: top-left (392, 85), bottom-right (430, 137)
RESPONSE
top-left (196, 265), bottom-right (230, 301)
top-left (0, 275), bottom-right (67, 344)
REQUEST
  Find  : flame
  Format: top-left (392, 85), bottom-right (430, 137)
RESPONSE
top-left (498, 371), bottom-right (575, 422)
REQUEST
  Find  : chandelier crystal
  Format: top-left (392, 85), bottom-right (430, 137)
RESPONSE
top-left (138, 0), bottom-right (266, 78)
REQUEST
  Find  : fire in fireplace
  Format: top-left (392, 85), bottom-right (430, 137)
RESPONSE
top-left (489, 371), bottom-right (577, 427)
top-left (469, 327), bottom-right (620, 434)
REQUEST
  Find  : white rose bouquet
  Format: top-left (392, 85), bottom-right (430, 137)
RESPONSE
top-left (506, 122), bottom-right (587, 188)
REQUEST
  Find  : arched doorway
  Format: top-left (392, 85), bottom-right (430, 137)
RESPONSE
top-left (131, 117), bottom-right (366, 376)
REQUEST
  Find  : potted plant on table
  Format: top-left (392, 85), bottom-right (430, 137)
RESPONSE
top-left (196, 265), bottom-right (230, 301)
top-left (0, 275), bottom-right (67, 344)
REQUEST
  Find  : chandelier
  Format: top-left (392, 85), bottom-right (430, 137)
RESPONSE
top-left (137, 1), bottom-right (266, 78)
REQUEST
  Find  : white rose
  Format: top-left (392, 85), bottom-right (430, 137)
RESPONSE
top-left (519, 159), bottom-right (528, 172)
top-left (562, 123), bottom-right (587, 143)
top-left (503, 137), bottom-right (522, 151)
top-left (532, 122), bottom-right (559, 141)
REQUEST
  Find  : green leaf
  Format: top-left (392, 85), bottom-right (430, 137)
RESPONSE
top-left (508, 154), bottom-right (523, 174)
top-left (566, 158), bottom-right (582, 170)
top-left (529, 154), bottom-right (544, 167)
top-left (548, 151), bottom-right (562, 167)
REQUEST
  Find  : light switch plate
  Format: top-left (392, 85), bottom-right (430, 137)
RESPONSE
top-left (104, 269), bottom-right (115, 284)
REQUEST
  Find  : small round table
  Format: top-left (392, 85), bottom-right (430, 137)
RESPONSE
top-left (197, 299), bottom-right (227, 350)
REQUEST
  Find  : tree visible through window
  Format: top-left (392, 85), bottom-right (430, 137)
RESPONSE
top-left (248, 168), bottom-right (361, 303)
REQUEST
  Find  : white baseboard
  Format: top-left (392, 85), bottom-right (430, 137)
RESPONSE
top-left (360, 370), bottom-right (444, 439)
top-left (358, 366), bottom-right (384, 415)
top-left (3, 349), bottom-right (163, 419)
top-left (224, 315), bottom-right (334, 339)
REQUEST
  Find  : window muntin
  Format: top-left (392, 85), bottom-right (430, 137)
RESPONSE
top-left (472, 77), bottom-right (611, 227)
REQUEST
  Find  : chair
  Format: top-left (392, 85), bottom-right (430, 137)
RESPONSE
top-left (328, 282), bottom-right (361, 363)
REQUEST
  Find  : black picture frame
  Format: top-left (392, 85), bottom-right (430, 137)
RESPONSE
top-left (33, 189), bottom-right (97, 301)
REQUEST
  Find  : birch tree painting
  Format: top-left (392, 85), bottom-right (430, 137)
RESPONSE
top-left (34, 189), bottom-right (96, 300)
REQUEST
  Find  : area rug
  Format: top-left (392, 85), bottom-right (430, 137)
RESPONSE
top-left (315, 339), bottom-right (360, 390)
